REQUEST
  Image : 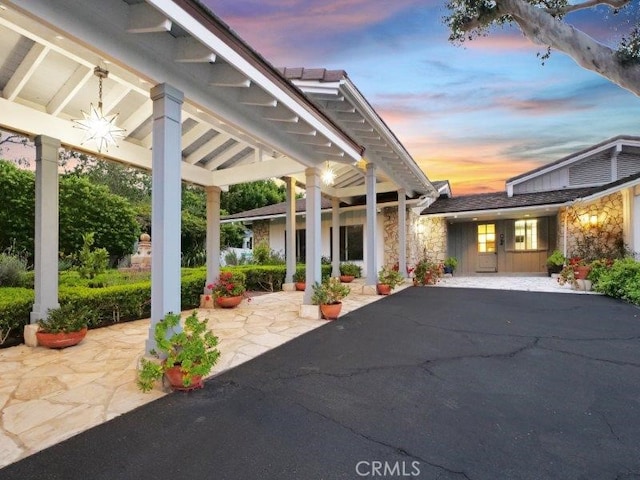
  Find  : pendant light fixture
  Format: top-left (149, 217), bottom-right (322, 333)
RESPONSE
top-left (73, 66), bottom-right (126, 153)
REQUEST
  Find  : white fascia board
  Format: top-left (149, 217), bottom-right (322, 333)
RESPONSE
top-left (506, 139), bottom-right (638, 188)
top-left (147, 0), bottom-right (361, 163)
top-left (338, 79), bottom-right (434, 195)
top-left (423, 203), bottom-right (565, 219)
top-left (575, 177), bottom-right (640, 204)
top-left (0, 97), bottom-right (211, 185)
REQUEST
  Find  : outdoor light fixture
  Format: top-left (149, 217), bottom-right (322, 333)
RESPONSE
top-left (73, 66), bottom-right (125, 153)
top-left (321, 161), bottom-right (336, 186)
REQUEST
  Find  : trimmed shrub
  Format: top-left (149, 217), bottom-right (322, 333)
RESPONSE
top-left (0, 288), bottom-right (33, 345)
top-left (593, 257), bottom-right (640, 305)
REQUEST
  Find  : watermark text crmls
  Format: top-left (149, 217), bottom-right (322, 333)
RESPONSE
top-left (355, 460), bottom-right (421, 477)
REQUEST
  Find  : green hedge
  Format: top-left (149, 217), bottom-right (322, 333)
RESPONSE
top-left (0, 264), bottom-right (335, 346)
top-left (0, 288), bottom-right (34, 341)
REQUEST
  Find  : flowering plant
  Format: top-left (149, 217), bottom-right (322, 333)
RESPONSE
top-left (208, 271), bottom-right (247, 298)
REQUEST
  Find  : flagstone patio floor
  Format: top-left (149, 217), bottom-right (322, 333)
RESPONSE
top-left (0, 284), bottom-right (401, 468)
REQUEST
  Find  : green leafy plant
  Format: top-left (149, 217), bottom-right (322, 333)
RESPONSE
top-left (137, 311), bottom-right (220, 392)
top-left (37, 303), bottom-right (95, 334)
top-left (311, 277), bottom-right (350, 305)
top-left (339, 262), bottom-right (362, 278)
top-left (77, 232), bottom-right (108, 279)
top-left (292, 269), bottom-right (305, 283)
top-left (546, 250), bottom-right (566, 267)
top-left (377, 267), bottom-right (405, 291)
top-left (0, 252), bottom-right (27, 287)
top-left (444, 257), bottom-right (458, 270)
top-left (593, 257), bottom-right (640, 304)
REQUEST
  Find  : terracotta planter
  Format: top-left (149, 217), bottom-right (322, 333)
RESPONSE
top-left (216, 295), bottom-right (243, 308)
top-left (340, 275), bottom-right (355, 283)
top-left (320, 302), bottom-right (342, 320)
top-left (574, 265), bottom-right (592, 280)
top-left (295, 282), bottom-right (306, 291)
top-left (36, 327), bottom-right (88, 349)
top-left (377, 283), bottom-right (391, 295)
top-left (164, 364), bottom-right (203, 391)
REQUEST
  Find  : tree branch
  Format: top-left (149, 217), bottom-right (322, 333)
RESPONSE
top-left (546, 0), bottom-right (630, 16)
top-left (497, 0), bottom-right (640, 97)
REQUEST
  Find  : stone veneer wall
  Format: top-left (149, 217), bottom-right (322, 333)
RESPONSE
top-left (252, 220), bottom-right (270, 248)
top-left (416, 216), bottom-right (447, 264)
top-left (557, 192), bottom-right (623, 258)
top-left (382, 207), bottom-right (399, 268)
top-left (382, 207), bottom-right (448, 268)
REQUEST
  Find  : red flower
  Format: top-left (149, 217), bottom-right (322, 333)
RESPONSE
top-left (205, 295), bottom-right (210, 301)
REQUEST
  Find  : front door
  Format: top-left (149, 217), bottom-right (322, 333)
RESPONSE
top-left (476, 223), bottom-right (497, 272)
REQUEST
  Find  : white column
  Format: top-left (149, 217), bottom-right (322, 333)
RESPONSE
top-left (634, 193), bottom-right (640, 259)
top-left (205, 186), bottom-right (221, 290)
top-left (147, 83), bottom-right (184, 354)
top-left (29, 135), bottom-right (60, 325)
top-left (398, 189), bottom-right (407, 278)
top-left (331, 197), bottom-right (341, 277)
top-left (284, 176), bottom-right (296, 285)
top-left (303, 168), bottom-right (322, 305)
top-left (621, 188), bottom-right (633, 253)
top-left (365, 163), bottom-right (378, 286)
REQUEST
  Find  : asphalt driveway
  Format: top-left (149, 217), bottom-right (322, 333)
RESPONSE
top-left (3, 287), bottom-right (640, 480)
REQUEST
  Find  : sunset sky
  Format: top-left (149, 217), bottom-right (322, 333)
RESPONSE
top-left (204, 0), bottom-right (640, 195)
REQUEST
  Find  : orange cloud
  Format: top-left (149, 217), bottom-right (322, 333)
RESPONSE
top-left (406, 137), bottom-right (544, 196)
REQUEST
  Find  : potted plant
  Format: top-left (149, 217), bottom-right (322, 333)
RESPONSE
top-left (443, 257), bottom-right (458, 275)
top-left (546, 250), bottom-right (565, 276)
top-left (311, 277), bottom-right (351, 320)
top-left (36, 304), bottom-right (93, 349)
top-left (377, 266), bottom-right (405, 295)
top-left (293, 269), bottom-right (306, 291)
top-left (137, 311), bottom-right (220, 392)
top-left (339, 262), bottom-right (362, 283)
top-left (414, 258), bottom-right (443, 285)
top-left (208, 271), bottom-right (248, 308)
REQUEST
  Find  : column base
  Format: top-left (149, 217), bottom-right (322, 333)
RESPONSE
top-left (299, 304), bottom-right (321, 320)
top-left (24, 324), bottom-right (40, 348)
top-left (282, 283), bottom-right (296, 292)
top-left (199, 294), bottom-right (215, 309)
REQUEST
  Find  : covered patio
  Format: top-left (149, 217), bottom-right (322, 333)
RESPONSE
top-left (0, 0), bottom-right (432, 352)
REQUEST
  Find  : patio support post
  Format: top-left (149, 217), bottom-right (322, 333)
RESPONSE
top-left (303, 168), bottom-right (322, 306)
top-left (147, 83), bottom-right (184, 354)
top-left (365, 163), bottom-right (378, 287)
top-left (398, 189), bottom-right (407, 278)
top-left (331, 197), bottom-right (340, 277)
top-left (621, 188), bottom-right (633, 252)
top-left (28, 135), bottom-right (61, 340)
top-left (284, 176), bottom-right (296, 286)
top-left (205, 186), bottom-right (221, 290)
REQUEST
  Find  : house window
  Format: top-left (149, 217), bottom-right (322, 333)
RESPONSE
top-left (477, 224), bottom-right (496, 253)
top-left (514, 219), bottom-right (537, 251)
top-left (330, 225), bottom-right (364, 261)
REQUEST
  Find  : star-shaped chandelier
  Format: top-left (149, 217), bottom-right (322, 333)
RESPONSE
top-left (321, 161), bottom-right (336, 186)
top-left (73, 67), bottom-right (125, 153)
